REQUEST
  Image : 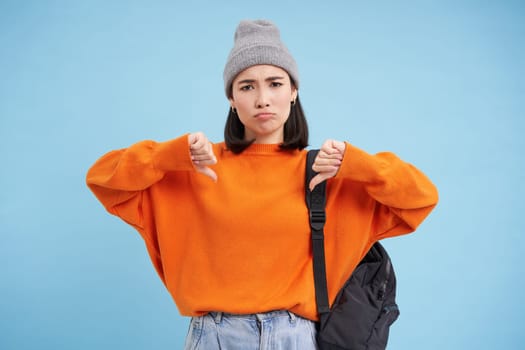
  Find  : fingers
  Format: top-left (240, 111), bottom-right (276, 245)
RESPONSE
top-left (330, 139), bottom-right (346, 154)
top-left (311, 155), bottom-right (341, 173)
top-left (188, 132), bottom-right (218, 181)
top-left (188, 132), bottom-right (217, 164)
top-left (318, 139), bottom-right (345, 158)
top-left (313, 139), bottom-right (345, 173)
top-left (310, 139), bottom-right (346, 190)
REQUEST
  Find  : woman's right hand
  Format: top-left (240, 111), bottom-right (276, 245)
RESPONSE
top-left (188, 132), bottom-right (218, 181)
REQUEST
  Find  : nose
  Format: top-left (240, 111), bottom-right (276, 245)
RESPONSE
top-left (255, 89), bottom-right (270, 108)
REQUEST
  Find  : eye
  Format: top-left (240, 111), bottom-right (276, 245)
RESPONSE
top-left (240, 84), bottom-right (254, 91)
top-left (270, 82), bottom-right (283, 87)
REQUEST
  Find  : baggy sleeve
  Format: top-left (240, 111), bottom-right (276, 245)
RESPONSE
top-left (337, 142), bottom-right (439, 240)
top-left (86, 135), bottom-right (194, 227)
top-left (86, 135), bottom-right (196, 284)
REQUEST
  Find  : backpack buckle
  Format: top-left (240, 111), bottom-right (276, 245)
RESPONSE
top-left (310, 210), bottom-right (326, 231)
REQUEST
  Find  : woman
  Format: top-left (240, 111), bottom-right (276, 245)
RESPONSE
top-left (86, 19), bottom-right (438, 350)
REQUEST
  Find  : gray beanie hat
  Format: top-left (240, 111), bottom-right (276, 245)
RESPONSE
top-left (223, 19), bottom-right (299, 96)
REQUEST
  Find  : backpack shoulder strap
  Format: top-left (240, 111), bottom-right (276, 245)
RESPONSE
top-left (305, 150), bottom-right (330, 325)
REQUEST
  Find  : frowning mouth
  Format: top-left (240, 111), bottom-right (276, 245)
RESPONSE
top-left (254, 113), bottom-right (275, 119)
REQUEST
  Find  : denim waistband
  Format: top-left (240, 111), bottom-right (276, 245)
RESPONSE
top-left (208, 310), bottom-right (297, 324)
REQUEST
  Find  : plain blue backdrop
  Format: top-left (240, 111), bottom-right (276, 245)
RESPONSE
top-left (1, 1), bottom-right (523, 349)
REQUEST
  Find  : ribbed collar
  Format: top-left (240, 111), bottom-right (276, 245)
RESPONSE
top-left (243, 143), bottom-right (283, 154)
top-left (218, 142), bottom-right (303, 157)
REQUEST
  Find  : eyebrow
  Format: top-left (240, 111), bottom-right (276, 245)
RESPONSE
top-left (236, 76), bottom-right (285, 85)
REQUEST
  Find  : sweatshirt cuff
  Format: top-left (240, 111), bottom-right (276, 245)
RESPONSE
top-left (337, 142), bottom-right (388, 183)
top-left (152, 134), bottom-right (195, 172)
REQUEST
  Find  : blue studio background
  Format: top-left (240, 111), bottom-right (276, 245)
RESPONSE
top-left (1, 1), bottom-right (523, 349)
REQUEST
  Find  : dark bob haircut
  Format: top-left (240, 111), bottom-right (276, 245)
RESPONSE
top-left (224, 96), bottom-right (309, 154)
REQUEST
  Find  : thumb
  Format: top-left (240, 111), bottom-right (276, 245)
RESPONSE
top-left (196, 166), bottom-right (218, 182)
top-left (309, 174), bottom-right (327, 192)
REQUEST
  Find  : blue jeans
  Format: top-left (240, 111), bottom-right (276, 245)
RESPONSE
top-left (183, 310), bottom-right (318, 350)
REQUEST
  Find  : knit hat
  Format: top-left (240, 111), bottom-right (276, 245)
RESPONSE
top-left (223, 19), bottom-right (299, 96)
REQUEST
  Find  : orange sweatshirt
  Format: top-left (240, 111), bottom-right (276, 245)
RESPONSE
top-left (86, 135), bottom-right (438, 321)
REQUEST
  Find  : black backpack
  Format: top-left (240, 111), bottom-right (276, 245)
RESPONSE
top-left (305, 150), bottom-right (400, 350)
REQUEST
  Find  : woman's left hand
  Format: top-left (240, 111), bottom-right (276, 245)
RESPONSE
top-left (309, 139), bottom-right (346, 191)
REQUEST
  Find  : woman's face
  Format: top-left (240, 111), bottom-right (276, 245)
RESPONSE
top-left (229, 65), bottom-right (298, 144)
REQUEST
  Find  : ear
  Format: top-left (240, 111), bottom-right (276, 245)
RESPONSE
top-left (291, 87), bottom-right (298, 102)
top-left (228, 97), bottom-right (235, 109)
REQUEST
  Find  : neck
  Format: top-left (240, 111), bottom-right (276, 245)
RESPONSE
top-left (245, 133), bottom-right (284, 145)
